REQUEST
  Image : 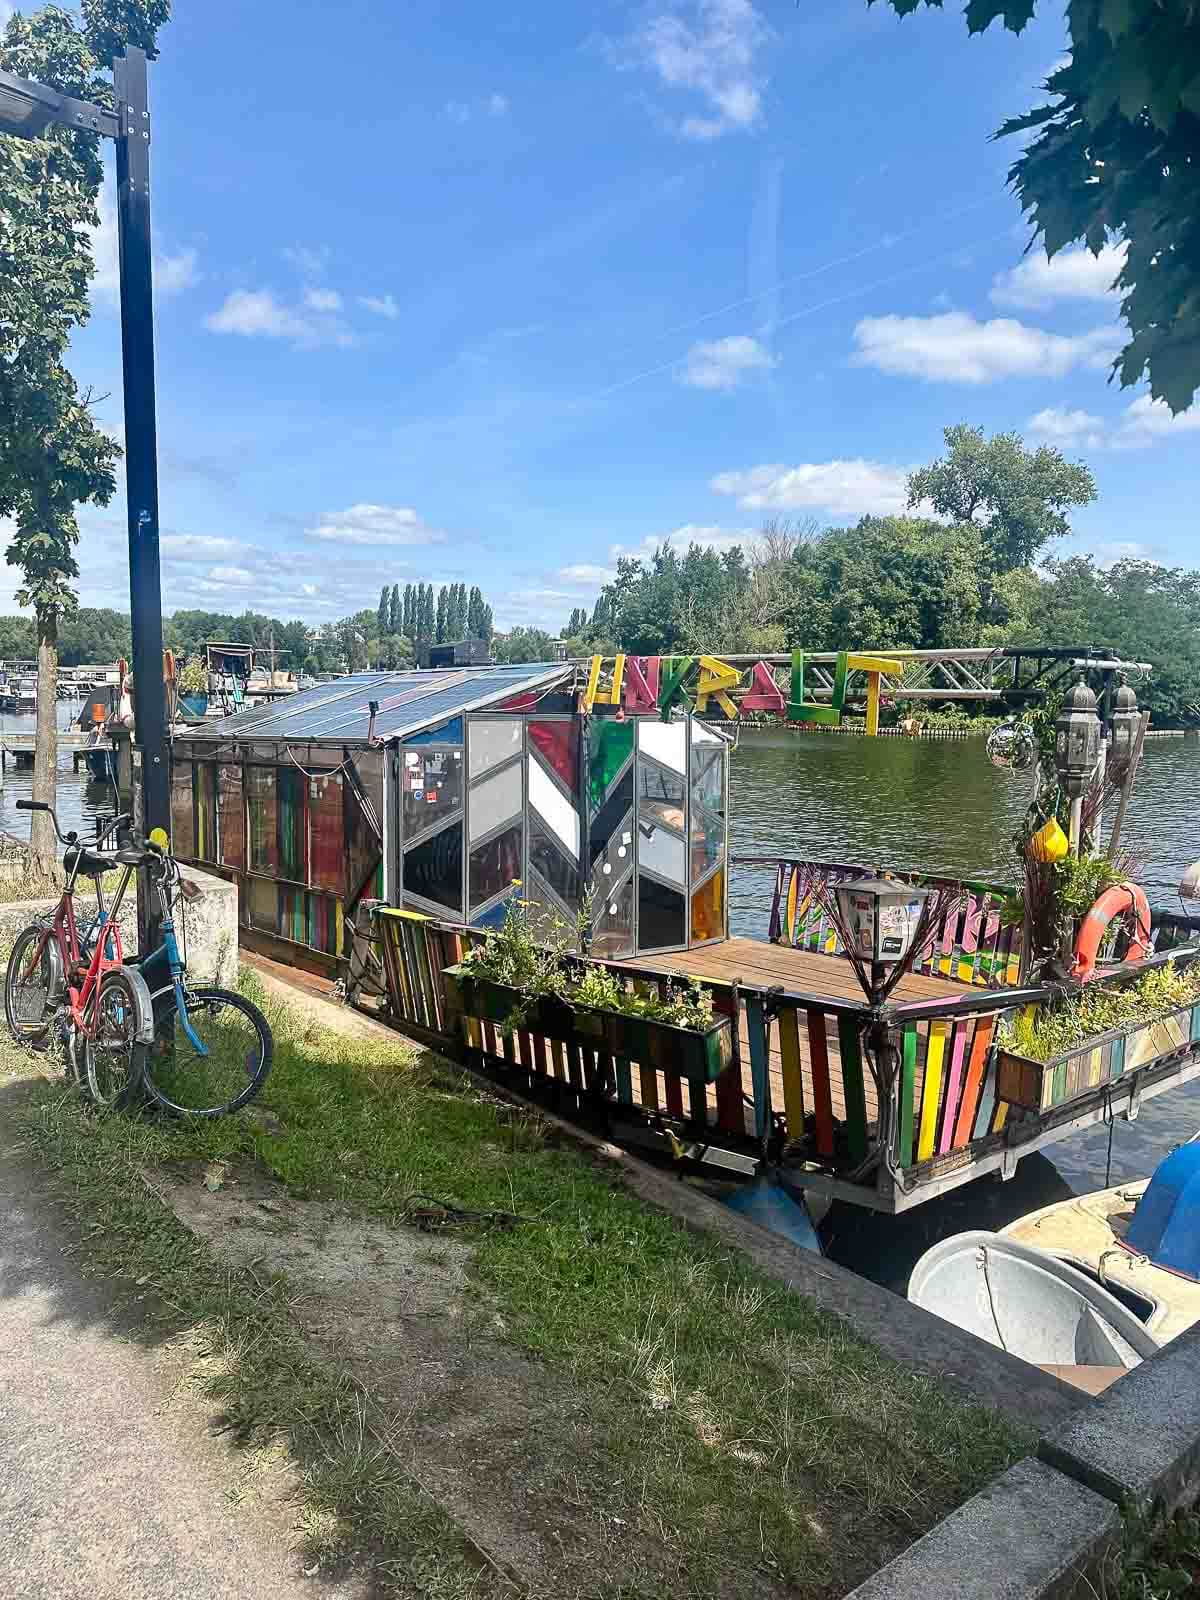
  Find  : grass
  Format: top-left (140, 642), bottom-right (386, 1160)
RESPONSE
top-left (1104, 1503), bottom-right (1200, 1598)
top-left (3, 968), bottom-right (1033, 1598)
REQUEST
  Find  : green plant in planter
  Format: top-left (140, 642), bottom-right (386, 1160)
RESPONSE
top-left (177, 658), bottom-right (209, 696)
top-left (1001, 961), bottom-right (1200, 1064)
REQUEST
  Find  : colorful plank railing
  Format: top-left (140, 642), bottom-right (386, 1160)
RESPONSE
top-left (893, 1010), bottom-right (1004, 1168)
top-left (769, 859), bottom-right (1022, 987)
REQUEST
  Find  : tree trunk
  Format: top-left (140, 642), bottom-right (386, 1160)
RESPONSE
top-left (28, 610), bottom-right (59, 880)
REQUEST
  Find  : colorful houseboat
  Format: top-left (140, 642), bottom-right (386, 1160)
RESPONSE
top-left (168, 647), bottom-right (1200, 1215)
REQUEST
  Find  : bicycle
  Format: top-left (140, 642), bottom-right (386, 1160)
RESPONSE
top-left (4, 801), bottom-right (153, 1105)
top-left (5, 804), bottom-right (273, 1117)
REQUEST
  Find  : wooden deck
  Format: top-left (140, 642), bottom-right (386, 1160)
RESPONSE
top-left (627, 936), bottom-right (973, 1135)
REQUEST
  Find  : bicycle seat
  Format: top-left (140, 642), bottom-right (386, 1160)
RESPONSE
top-left (63, 844), bottom-right (118, 878)
top-left (115, 845), bottom-right (154, 867)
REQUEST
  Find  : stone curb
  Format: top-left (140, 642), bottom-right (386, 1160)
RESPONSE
top-left (1039, 1321), bottom-right (1200, 1512)
top-left (244, 954), bottom-right (1081, 1431)
top-left (839, 1456), bottom-right (1119, 1600)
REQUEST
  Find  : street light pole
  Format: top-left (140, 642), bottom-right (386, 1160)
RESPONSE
top-left (0, 48), bottom-right (170, 944)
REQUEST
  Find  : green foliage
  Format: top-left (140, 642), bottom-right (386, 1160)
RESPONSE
top-left (1108, 1501), bottom-right (1200, 1600)
top-left (1051, 850), bottom-right (1125, 921)
top-left (870, 1), bottom-right (1200, 412)
top-left (463, 901), bottom-right (717, 1033)
top-left (176, 656), bottom-right (207, 694)
top-left (1001, 960), bottom-right (1200, 1063)
top-left (492, 625), bottom-right (555, 664)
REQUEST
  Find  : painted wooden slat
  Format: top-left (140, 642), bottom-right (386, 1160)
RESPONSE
top-left (639, 1063), bottom-right (659, 1109)
top-left (953, 1014), bottom-right (994, 1149)
top-left (837, 1015), bottom-right (868, 1163)
top-left (687, 1075), bottom-right (708, 1126)
top-left (550, 1038), bottom-right (566, 1081)
top-left (390, 924), bottom-right (414, 1020)
top-left (972, 1050), bottom-right (999, 1142)
top-left (917, 1020), bottom-right (949, 1162)
top-left (482, 1019), bottom-right (497, 1057)
top-left (664, 1071), bottom-right (684, 1119)
top-left (745, 994), bottom-right (771, 1140)
top-left (1192, 1003), bottom-right (1200, 1044)
top-left (899, 1026), bottom-right (918, 1168)
top-left (777, 1007), bottom-right (805, 1140)
top-left (1109, 1033), bottom-right (1127, 1080)
top-left (615, 1057), bottom-right (633, 1104)
top-left (937, 1022), bottom-right (970, 1154)
top-left (501, 1029), bottom-right (516, 1065)
top-left (565, 1039), bottom-right (583, 1087)
top-left (714, 1053), bottom-right (744, 1134)
top-left (807, 1009), bottom-right (835, 1159)
top-left (465, 1014), bottom-right (482, 1049)
top-left (1086, 1045), bottom-right (1103, 1090)
top-left (532, 1033), bottom-right (548, 1077)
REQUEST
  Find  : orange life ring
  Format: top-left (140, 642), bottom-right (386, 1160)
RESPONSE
top-left (1071, 882), bottom-right (1153, 981)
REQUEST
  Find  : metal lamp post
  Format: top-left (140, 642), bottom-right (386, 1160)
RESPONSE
top-left (1054, 675), bottom-right (1103, 855)
top-left (0, 50), bottom-right (169, 935)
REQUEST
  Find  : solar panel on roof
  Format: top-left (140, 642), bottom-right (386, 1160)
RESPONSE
top-left (186, 663), bottom-right (570, 744)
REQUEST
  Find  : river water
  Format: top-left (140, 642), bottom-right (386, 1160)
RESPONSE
top-left (727, 729), bottom-right (1200, 1287)
top-left (5, 714), bottom-right (1199, 1286)
top-left (0, 708), bottom-right (121, 844)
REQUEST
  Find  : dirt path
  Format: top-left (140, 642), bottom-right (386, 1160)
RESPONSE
top-left (0, 1113), bottom-right (362, 1600)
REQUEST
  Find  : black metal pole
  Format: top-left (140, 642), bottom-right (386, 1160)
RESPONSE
top-left (113, 48), bottom-right (168, 943)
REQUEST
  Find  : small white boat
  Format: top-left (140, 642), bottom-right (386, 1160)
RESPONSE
top-left (1002, 1147), bottom-right (1200, 1348)
top-left (909, 1230), bottom-right (1160, 1391)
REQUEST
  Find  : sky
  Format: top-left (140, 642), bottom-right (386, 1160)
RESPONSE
top-left (12, 0), bottom-right (1200, 632)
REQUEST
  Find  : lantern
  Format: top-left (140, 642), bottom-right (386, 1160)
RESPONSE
top-left (835, 877), bottom-right (930, 969)
top-left (1054, 675), bottom-right (1102, 800)
top-left (1110, 674), bottom-right (1140, 772)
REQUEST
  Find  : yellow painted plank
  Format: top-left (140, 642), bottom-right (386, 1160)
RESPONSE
top-left (777, 1007), bottom-right (805, 1138)
top-left (846, 653), bottom-right (902, 676)
top-left (583, 654), bottom-right (603, 713)
top-left (639, 1064), bottom-right (658, 1108)
top-left (917, 1020), bottom-right (949, 1161)
top-left (610, 654), bottom-right (625, 705)
top-left (864, 674), bottom-right (881, 737)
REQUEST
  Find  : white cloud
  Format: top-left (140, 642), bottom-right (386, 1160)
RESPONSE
top-left (614, 0), bottom-right (769, 140)
top-left (282, 244), bottom-right (330, 278)
top-left (680, 334), bottom-right (776, 391)
top-left (160, 534), bottom-right (245, 561)
top-left (1094, 540), bottom-right (1151, 568)
top-left (91, 175), bottom-right (199, 305)
top-left (445, 92), bottom-right (510, 124)
top-left (710, 460), bottom-right (910, 518)
top-left (610, 524), bottom-right (757, 563)
top-left (206, 565), bottom-right (256, 587)
top-left (852, 312), bottom-right (1119, 384)
top-left (204, 289), bottom-right (354, 347)
top-left (1113, 393), bottom-right (1200, 449)
top-left (991, 243), bottom-right (1127, 311)
top-left (487, 92), bottom-right (510, 116)
top-left (306, 504), bottom-right (445, 547)
top-left (1026, 407), bottom-right (1105, 448)
top-left (557, 563), bottom-right (616, 585)
top-left (303, 287), bottom-right (343, 312)
top-left (358, 293), bottom-right (399, 319)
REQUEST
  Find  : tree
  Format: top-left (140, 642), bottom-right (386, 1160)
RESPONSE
top-left (907, 424), bottom-right (1096, 588)
top-left (566, 606), bottom-right (587, 637)
top-left (493, 627), bottom-right (555, 665)
top-left (0, 4), bottom-right (174, 873)
top-left (376, 585), bottom-right (390, 640)
top-left (435, 584), bottom-right (447, 643)
top-left (387, 582), bottom-right (400, 637)
top-left (466, 585), bottom-right (485, 639)
top-left (402, 582), bottom-right (414, 639)
top-left (871, 1), bottom-right (1200, 412)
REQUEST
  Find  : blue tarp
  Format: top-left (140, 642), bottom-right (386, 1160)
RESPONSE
top-left (1125, 1143), bottom-right (1200, 1281)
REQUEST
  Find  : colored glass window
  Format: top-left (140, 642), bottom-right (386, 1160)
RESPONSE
top-left (346, 754), bottom-right (384, 907)
top-left (170, 763), bottom-right (195, 858)
top-left (403, 747), bottom-right (463, 837)
top-left (218, 763), bottom-right (245, 871)
top-left (527, 755), bottom-right (579, 859)
top-left (278, 765), bottom-right (306, 882)
top-left (246, 767), bottom-right (278, 875)
top-left (590, 874), bottom-right (634, 961)
top-left (403, 822), bottom-right (463, 914)
top-left (528, 720), bottom-right (577, 793)
top-left (637, 756), bottom-right (685, 832)
top-left (639, 820), bottom-right (686, 887)
top-left (528, 812), bottom-right (579, 919)
top-left (691, 868), bottom-right (724, 944)
top-left (469, 823), bottom-right (522, 912)
top-left (588, 770), bottom-right (633, 875)
top-left (309, 771), bottom-right (345, 895)
top-left (196, 763), bottom-right (218, 863)
top-left (469, 717), bottom-right (523, 779)
top-left (405, 716), bottom-right (463, 747)
top-left (637, 875), bottom-right (685, 952)
top-left (588, 720), bottom-right (634, 814)
top-left (247, 875), bottom-right (278, 934)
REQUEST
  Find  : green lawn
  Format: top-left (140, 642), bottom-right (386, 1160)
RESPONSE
top-left (5, 967), bottom-right (1032, 1599)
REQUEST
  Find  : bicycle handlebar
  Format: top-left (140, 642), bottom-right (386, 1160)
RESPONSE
top-left (15, 801), bottom-right (132, 850)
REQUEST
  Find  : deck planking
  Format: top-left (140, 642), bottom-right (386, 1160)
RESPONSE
top-left (623, 937), bottom-right (974, 1138)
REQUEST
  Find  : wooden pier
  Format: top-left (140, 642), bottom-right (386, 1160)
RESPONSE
top-left (0, 731), bottom-right (114, 772)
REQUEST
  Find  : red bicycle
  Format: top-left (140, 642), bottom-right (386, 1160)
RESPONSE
top-left (4, 801), bottom-right (154, 1105)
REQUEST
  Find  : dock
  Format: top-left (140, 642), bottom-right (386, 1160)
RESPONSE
top-left (0, 732), bottom-right (114, 772)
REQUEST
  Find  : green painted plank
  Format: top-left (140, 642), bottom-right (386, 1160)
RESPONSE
top-left (831, 651), bottom-right (849, 711)
top-left (899, 1026), bottom-right (917, 1168)
top-left (787, 649), bottom-right (805, 721)
top-left (615, 1056), bottom-right (633, 1105)
top-left (745, 994), bottom-right (771, 1140)
top-left (1109, 1033), bottom-right (1127, 1080)
top-left (837, 1014), bottom-right (868, 1162)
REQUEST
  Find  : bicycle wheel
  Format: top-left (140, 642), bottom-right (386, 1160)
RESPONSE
top-left (142, 986), bottom-right (272, 1117)
top-left (83, 970), bottom-right (146, 1109)
top-left (5, 926), bottom-right (57, 1046)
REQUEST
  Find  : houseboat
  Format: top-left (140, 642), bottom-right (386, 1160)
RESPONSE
top-left (167, 645), bottom-right (1200, 1217)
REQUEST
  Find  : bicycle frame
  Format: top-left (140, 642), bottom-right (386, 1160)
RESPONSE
top-left (22, 859), bottom-right (134, 1037)
top-left (142, 863), bottom-right (208, 1057)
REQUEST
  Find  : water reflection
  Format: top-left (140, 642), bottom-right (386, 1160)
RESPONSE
top-left (727, 731), bottom-right (1200, 1284)
top-left (0, 710), bottom-right (119, 842)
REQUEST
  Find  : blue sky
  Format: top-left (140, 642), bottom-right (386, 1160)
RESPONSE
top-left (17, 0), bottom-right (1200, 631)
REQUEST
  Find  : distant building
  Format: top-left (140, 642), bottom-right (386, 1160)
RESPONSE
top-left (418, 638), bottom-right (491, 669)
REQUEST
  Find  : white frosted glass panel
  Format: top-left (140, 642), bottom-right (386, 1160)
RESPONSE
top-left (638, 719), bottom-right (687, 776)
top-left (469, 718), bottom-right (523, 779)
top-left (528, 756), bottom-right (579, 860)
top-left (469, 760), bottom-right (523, 842)
top-left (639, 822), bottom-right (685, 887)
top-left (691, 720), bottom-right (724, 745)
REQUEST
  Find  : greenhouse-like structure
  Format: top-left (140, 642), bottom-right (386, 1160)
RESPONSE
top-left (169, 664), bottom-right (730, 970)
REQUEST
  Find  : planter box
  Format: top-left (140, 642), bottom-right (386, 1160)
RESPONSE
top-left (997, 1003), bottom-right (1200, 1113)
top-left (442, 963), bottom-right (733, 1082)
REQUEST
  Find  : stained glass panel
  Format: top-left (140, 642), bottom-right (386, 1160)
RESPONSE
top-left (691, 869), bottom-right (724, 944)
top-left (639, 821), bottom-right (686, 887)
top-left (588, 720), bottom-right (634, 814)
top-left (638, 718), bottom-right (687, 775)
top-left (218, 763), bottom-right (244, 871)
top-left (638, 875), bottom-right (685, 952)
top-left (637, 756), bottom-right (685, 831)
top-left (468, 717), bottom-right (523, 779)
top-left (309, 771), bottom-right (345, 894)
top-left (196, 763), bottom-right (217, 863)
top-left (246, 767), bottom-right (278, 875)
top-left (589, 770), bottom-right (633, 875)
top-left (405, 716), bottom-right (463, 747)
top-left (346, 757), bottom-right (384, 906)
top-left (527, 756), bottom-right (579, 859)
top-left (247, 875), bottom-right (278, 934)
top-left (590, 873), bottom-right (634, 960)
top-left (469, 823), bottom-right (522, 912)
top-left (468, 761), bottom-right (522, 843)
top-left (402, 747), bottom-right (463, 836)
top-left (170, 762), bottom-right (195, 858)
top-left (528, 812), bottom-right (579, 916)
top-left (403, 821), bottom-right (463, 914)
top-left (528, 720), bottom-right (577, 793)
top-left (278, 766), bottom-right (306, 882)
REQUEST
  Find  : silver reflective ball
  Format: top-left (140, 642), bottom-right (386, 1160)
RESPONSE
top-left (986, 720), bottom-right (1036, 772)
